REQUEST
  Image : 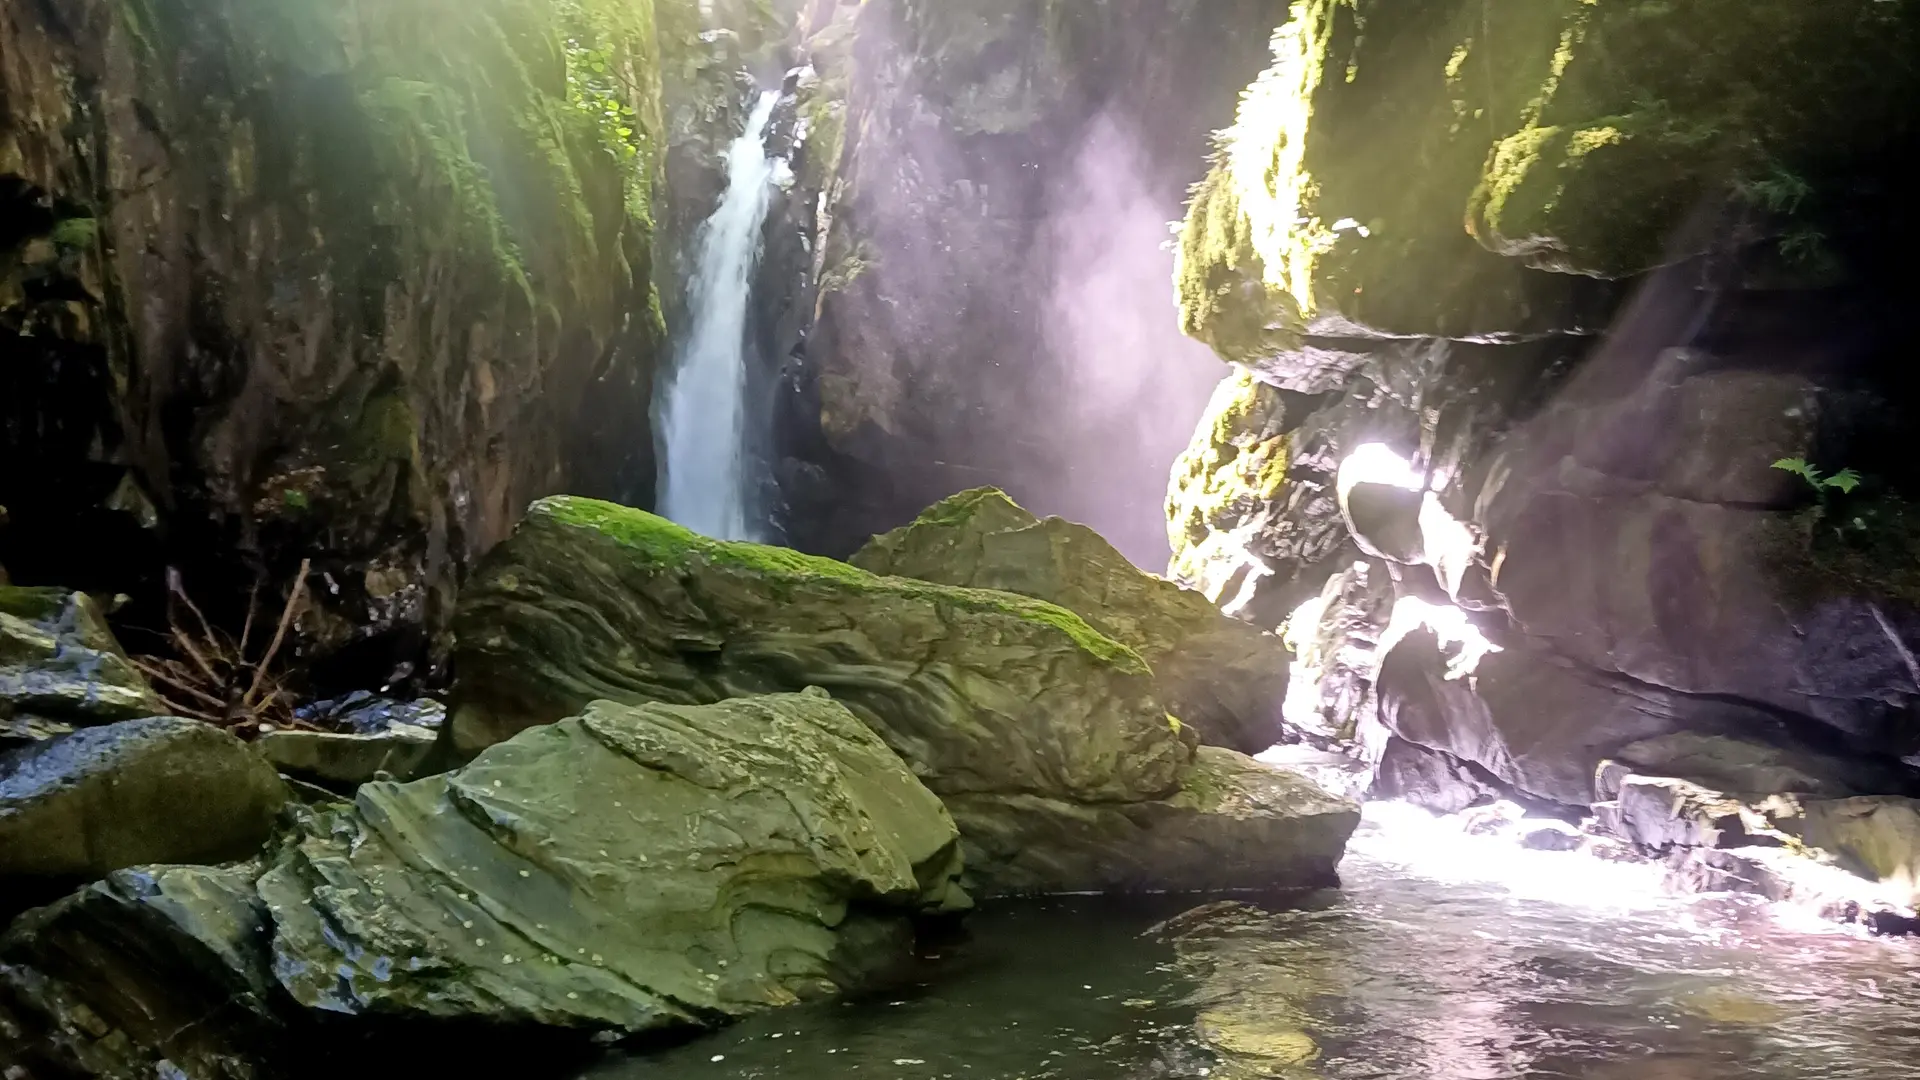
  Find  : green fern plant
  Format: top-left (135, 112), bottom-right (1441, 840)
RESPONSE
top-left (1773, 457), bottom-right (1861, 495)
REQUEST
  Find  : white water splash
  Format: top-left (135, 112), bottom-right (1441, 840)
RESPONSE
top-left (658, 90), bottom-right (781, 540)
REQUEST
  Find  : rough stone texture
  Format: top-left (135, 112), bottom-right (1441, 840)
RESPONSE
top-left (1602, 776), bottom-right (1774, 852)
top-left (1797, 796), bottom-right (1920, 906)
top-left (0, 865), bottom-right (281, 1080)
top-left (1280, 559), bottom-right (1393, 749)
top-left (261, 692), bottom-right (966, 1032)
top-left (1175, 0), bottom-right (1917, 353)
top-left (0, 717), bottom-right (287, 883)
top-left (1, 0), bottom-right (683, 686)
top-left (776, 0), bottom-right (1288, 565)
top-left (0, 586), bottom-right (160, 725)
top-left (255, 724), bottom-right (438, 788)
top-left (947, 746), bottom-right (1357, 895)
top-left (450, 497), bottom-right (1179, 796)
top-left (1367, 736), bottom-right (1503, 816)
top-left (453, 497), bottom-right (1353, 894)
top-left (1612, 733), bottom-right (1916, 800)
top-left (851, 487), bottom-right (1289, 753)
top-left (1169, 0), bottom-right (1920, 815)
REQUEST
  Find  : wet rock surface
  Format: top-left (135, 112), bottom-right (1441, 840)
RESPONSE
top-left (452, 496), bottom-right (1351, 894)
top-left (0, 587), bottom-right (160, 727)
top-left (0, 717), bottom-right (287, 885)
top-left (263, 691), bottom-right (966, 1031)
top-left (851, 488), bottom-right (1290, 753)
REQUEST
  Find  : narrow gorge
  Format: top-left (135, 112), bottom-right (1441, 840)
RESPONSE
top-left (5, 1), bottom-right (1920, 1078)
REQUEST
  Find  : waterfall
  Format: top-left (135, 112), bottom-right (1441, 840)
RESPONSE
top-left (658, 90), bottom-right (782, 540)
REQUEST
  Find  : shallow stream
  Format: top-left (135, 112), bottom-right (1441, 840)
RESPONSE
top-left (584, 804), bottom-right (1920, 1080)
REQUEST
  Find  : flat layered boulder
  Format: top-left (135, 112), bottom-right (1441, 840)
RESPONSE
top-left (851, 488), bottom-right (1289, 753)
top-left (450, 498), bottom-right (1357, 894)
top-left (262, 691), bottom-right (967, 1032)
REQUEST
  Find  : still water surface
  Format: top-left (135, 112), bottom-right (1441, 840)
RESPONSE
top-left (585, 804), bottom-right (1920, 1080)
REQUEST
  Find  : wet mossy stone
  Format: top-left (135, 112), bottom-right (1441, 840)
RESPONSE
top-left (261, 692), bottom-right (967, 1033)
top-left (0, 717), bottom-right (288, 884)
top-left (450, 496), bottom-right (1182, 810)
top-left (851, 488), bottom-right (1290, 754)
top-left (0, 586), bottom-right (161, 726)
top-left (0, 865), bottom-right (282, 1080)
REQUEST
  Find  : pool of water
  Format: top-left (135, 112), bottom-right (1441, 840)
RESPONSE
top-left (582, 804), bottom-right (1920, 1080)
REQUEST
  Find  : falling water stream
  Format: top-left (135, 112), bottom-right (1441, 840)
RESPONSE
top-left (657, 90), bottom-right (782, 540)
top-left (584, 803), bottom-right (1920, 1080)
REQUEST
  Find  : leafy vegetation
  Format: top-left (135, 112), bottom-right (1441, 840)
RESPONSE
top-left (1773, 457), bottom-right (1862, 496)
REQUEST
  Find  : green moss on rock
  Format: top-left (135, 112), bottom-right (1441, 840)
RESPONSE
top-left (1179, 0), bottom-right (1920, 344)
top-left (852, 487), bottom-right (1291, 754)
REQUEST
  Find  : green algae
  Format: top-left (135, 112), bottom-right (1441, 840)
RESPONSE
top-left (539, 497), bottom-right (1147, 672)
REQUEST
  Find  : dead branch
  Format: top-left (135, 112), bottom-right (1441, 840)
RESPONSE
top-left (243, 558), bottom-right (309, 711)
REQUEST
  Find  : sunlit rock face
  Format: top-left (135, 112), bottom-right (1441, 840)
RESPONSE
top-left (451, 496), bottom-right (1357, 894)
top-left (851, 488), bottom-right (1291, 754)
top-left (772, 0), bottom-right (1286, 565)
top-left (1172, 0), bottom-right (1920, 809)
top-left (0, 0), bottom-right (707, 688)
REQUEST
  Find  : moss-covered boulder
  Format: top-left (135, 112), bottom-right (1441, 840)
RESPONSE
top-left (451, 497), bottom-right (1181, 798)
top-left (0, 717), bottom-right (287, 886)
top-left (451, 497), bottom-right (1358, 894)
top-left (262, 691), bottom-right (965, 1033)
top-left (851, 487), bottom-right (1289, 753)
top-left (1, 587), bottom-right (161, 727)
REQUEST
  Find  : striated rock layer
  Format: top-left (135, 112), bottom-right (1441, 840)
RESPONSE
top-left (851, 487), bottom-right (1290, 753)
top-left (451, 496), bottom-right (1358, 894)
top-left (0, 692), bottom-right (967, 1077)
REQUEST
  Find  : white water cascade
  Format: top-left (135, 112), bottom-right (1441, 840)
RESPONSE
top-left (657, 90), bottom-right (782, 540)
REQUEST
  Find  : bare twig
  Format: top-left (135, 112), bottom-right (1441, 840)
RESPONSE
top-left (165, 567), bottom-right (222, 652)
top-left (169, 626), bottom-right (225, 688)
top-left (131, 657), bottom-right (231, 712)
top-left (238, 577), bottom-right (261, 656)
top-left (243, 559), bottom-right (309, 711)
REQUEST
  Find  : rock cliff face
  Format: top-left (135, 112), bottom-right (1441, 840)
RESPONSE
top-left (768, 0), bottom-right (1288, 564)
top-left (1172, 0), bottom-right (1920, 808)
top-left (0, 0), bottom-right (689, 687)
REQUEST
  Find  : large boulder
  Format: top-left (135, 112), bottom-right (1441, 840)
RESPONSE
top-left (850, 487), bottom-right (1289, 753)
top-left (261, 691), bottom-right (966, 1032)
top-left (948, 746), bottom-right (1357, 894)
top-left (1, 586), bottom-right (160, 728)
top-left (1795, 796), bottom-right (1920, 907)
top-left (0, 865), bottom-right (282, 1080)
top-left (451, 497), bottom-right (1357, 894)
top-left (0, 717), bottom-right (287, 885)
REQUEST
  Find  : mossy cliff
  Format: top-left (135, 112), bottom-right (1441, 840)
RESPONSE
top-left (1177, 0), bottom-right (1920, 355)
top-left (1, 0), bottom-right (694, 681)
top-left (1170, 0), bottom-right (1920, 810)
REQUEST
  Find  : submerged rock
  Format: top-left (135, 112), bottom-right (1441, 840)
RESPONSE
top-left (451, 497), bottom-right (1354, 894)
top-left (0, 587), bottom-right (160, 727)
top-left (0, 865), bottom-right (281, 1080)
top-left (262, 692), bottom-right (966, 1032)
top-left (0, 717), bottom-right (287, 884)
top-left (850, 487), bottom-right (1289, 753)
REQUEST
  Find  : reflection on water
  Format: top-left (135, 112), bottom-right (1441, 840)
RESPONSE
top-left (585, 804), bottom-right (1920, 1080)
